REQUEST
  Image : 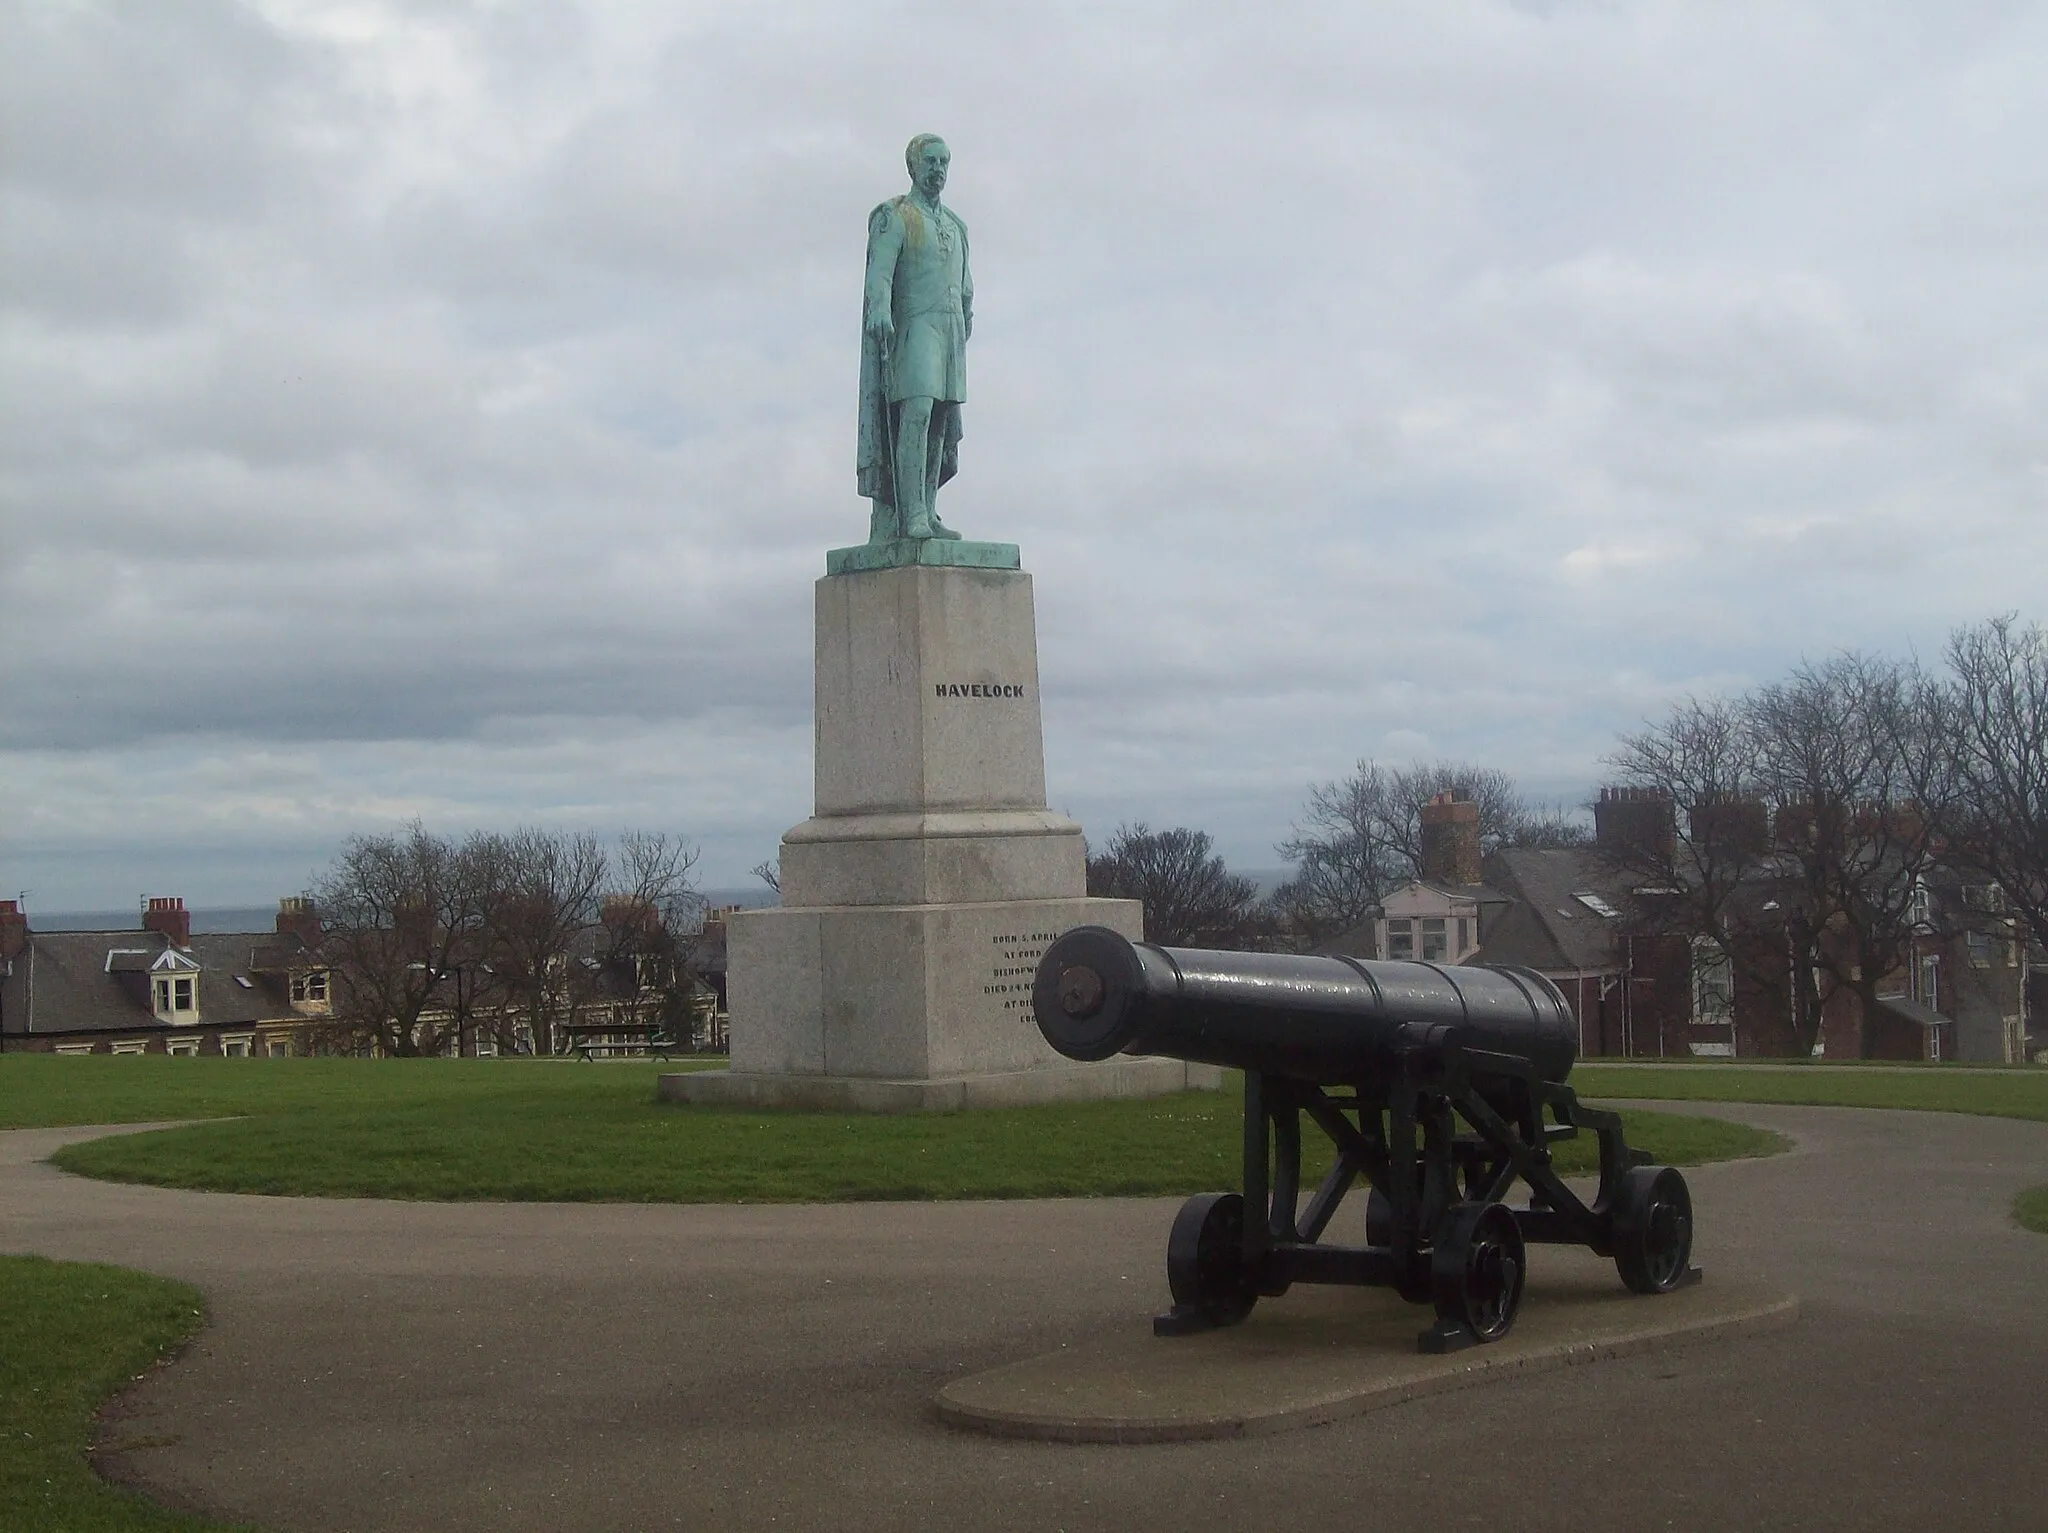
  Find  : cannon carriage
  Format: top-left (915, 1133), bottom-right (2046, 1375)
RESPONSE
top-left (1033, 927), bottom-right (1699, 1353)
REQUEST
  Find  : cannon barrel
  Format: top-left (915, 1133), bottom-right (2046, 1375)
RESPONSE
top-left (1032, 925), bottom-right (1577, 1084)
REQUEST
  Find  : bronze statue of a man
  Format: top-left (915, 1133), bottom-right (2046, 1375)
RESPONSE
top-left (857, 134), bottom-right (971, 543)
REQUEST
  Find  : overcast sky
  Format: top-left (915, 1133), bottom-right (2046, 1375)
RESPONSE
top-left (3, 0), bottom-right (2044, 912)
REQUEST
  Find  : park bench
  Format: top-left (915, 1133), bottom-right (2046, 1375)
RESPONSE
top-left (559, 1023), bottom-right (683, 1061)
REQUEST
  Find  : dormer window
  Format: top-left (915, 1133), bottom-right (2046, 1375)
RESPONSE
top-left (291, 970), bottom-right (330, 1005)
top-left (144, 947), bottom-right (202, 1023)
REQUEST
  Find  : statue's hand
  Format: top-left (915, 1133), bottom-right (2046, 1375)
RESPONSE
top-left (865, 313), bottom-right (894, 354)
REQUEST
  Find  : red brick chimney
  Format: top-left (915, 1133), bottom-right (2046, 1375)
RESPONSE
top-left (1419, 793), bottom-right (1483, 886)
top-left (0, 899), bottom-right (26, 961)
top-left (1688, 796), bottom-right (1771, 861)
top-left (1595, 786), bottom-right (1677, 865)
top-left (275, 896), bottom-right (322, 946)
top-left (142, 896), bottom-right (191, 948)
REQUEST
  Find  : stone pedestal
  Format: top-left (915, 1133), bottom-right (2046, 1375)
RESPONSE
top-left (663, 561), bottom-right (1216, 1111)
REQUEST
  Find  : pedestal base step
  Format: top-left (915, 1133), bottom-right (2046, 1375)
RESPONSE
top-left (659, 1059), bottom-right (1220, 1113)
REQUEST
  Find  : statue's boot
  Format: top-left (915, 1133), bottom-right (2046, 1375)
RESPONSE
top-left (928, 515), bottom-right (961, 539)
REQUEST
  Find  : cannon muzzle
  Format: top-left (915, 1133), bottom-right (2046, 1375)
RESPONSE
top-left (1033, 925), bottom-right (1577, 1084)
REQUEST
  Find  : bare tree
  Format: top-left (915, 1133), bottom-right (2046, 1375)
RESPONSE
top-left (1272, 759), bottom-right (1543, 944)
top-left (1930, 615), bottom-right (2048, 951)
top-left (1606, 656), bottom-right (1947, 1058)
top-left (1751, 653), bottom-right (1945, 1058)
top-left (311, 823), bottom-right (492, 1057)
top-left (584, 832), bottom-right (707, 1046)
top-left (473, 828), bottom-right (609, 1057)
top-left (749, 859), bottom-right (780, 894)
top-left (1603, 695), bottom-right (1802, 1042)
top-left (310, 825), bottom-right (705, 1058)
top-left (1087, 824), bottom-right (1260, 948)
top-left (1501, 803), bottom-right (1595, 850)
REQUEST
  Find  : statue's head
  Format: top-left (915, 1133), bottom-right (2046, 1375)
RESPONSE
top-left (905, 134), bottom-right (950, 198)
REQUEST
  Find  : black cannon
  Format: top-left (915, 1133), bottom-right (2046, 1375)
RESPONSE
top-left (1033, 926), bottom-right (1699, 1353)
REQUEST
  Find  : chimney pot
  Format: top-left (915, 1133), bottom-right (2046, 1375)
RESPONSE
top-left (1419, 795), bottom-right (1483, 885)
top-left (275, 896), bottom-right (322, 946)
top-left (142, 895), bottom-right (191, 948)
top-left (1594, 786), bottom-right (1677, 864)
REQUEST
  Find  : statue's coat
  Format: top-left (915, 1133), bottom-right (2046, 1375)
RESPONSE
top-left (858, 195), bottom-right (970, 522)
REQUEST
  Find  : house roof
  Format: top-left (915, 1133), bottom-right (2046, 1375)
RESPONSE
top-left (0, 927), bottom-right (315, 1038)
top-left (1479, 848), bottom-right (1632, 975)
top-left (1874, 995), bottom-right (1947, 1031)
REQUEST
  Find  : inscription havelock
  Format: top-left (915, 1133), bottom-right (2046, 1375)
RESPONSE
top-left (985, 929), bottom-right (1060, 1015)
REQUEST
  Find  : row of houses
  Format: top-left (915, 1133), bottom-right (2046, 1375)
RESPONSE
top-left (7, 839), bottom-right (2037, 1062)
top-left (0, 896), bottom-right (738, 1057)
top-left (1318, 793), bottom-right (2043, 1062)
top-left (0, 897), bottom-right (331, 1056)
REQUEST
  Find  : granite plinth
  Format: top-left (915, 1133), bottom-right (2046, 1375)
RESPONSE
top-left (779, 809), bottom-right (1086, 907)
top-left (723, 896), bottom-right (1143, 1080)
top-left (812, 565), bottom-right (1048, 818)
top-left (711, 558), bottom-right (1199, 1111)
top-left (826, 538), bottom-right (1021, 575)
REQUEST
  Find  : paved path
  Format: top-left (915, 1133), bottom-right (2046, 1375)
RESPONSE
top-left (4, 1104), bottom-right (2045, 1532)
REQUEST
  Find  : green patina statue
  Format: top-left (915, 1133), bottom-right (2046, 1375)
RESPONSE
top-left (858, 133), bottom-right (970, 542)
top-left (836, 136), bottom-right (1017, 576)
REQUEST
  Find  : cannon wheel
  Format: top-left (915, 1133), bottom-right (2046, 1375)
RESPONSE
top-left (1159, 1192), bottom-right (1258, 1333)
top-left (1612, 1165), bottom-right (1697, 1294)
top-left (1423, 1201), bottom-right (1525, 1352)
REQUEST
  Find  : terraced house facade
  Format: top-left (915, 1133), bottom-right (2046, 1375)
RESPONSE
top-left (0, 896), bottom-right (332, 1056)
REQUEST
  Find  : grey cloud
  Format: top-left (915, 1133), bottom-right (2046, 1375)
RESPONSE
top-left (4, 1), bottom-right (2046, 902)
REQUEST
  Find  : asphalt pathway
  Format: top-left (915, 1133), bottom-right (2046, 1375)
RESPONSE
top-left (4, 1102), bottom-right (2044, 1533)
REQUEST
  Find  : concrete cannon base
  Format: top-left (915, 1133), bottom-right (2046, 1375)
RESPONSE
top-left (937, 1246), bottom-right (1798, 1443)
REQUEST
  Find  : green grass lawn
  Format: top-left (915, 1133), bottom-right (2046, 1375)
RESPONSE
top-left (1572, 1062), bottom-right (2048, 1124)
top-left (0, 1053), bottom-right (664, 1129)
top-left (2016, 1185), bottom-right (2048, 1235)
top-left (3, 1055), bottom-right (1778, 1203)
top-left (0, 1255), bottom-right (254, 1533)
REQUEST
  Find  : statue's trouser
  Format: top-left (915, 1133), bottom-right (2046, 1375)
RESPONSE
top-left (893, 396), bottom-right (946, 537)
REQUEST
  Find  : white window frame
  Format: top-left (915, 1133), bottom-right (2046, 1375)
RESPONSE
top-left (220, 1033), bottom-right (254, 1058)
top-left (1386, 918), bottom-right (1414, 960)
top-left (166, 1038), bottom-right (200, 1057)
top-left (1693, 939), bottom-right (1734, 1025)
